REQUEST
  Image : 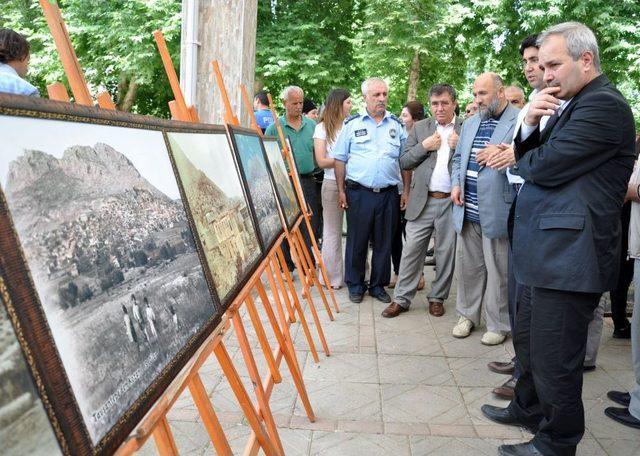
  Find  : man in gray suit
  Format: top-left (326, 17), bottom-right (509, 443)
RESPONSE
top-left (450, 73), bottom-right (519, 345)
top-left (382, 84), bottom-right (463, 318)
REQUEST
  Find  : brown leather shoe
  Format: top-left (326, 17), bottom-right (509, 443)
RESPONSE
top-left (381, 302), bottom-right (408, 318)
top-left (492, 377), bottom-right (516, 400)
top-left (428, 300), bottom-right (444, 317)
top-left (487, 361), bottom-right (515, 375)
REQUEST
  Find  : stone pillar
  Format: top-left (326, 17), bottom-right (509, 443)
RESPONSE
top-left (191, 0), bottom-right (257, 126)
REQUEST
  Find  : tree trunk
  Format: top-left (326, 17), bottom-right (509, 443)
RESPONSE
top-left (192, 0), bottom-right (258, 125)
top-left (116, 72), bottom-right (128, 108)
top-left (407, 50), bottom-right (420, 102)
top-left (120, 78), bottom-right (138, 112)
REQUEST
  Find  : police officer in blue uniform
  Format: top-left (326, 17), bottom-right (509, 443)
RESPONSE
top-left (332, 77), bottom-right (407, 303)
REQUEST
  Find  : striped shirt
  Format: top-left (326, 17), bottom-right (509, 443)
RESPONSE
top-left (464, 118), bottom-right (499, 223)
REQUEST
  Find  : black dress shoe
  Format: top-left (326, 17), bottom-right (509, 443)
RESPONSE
top-left (607, 390), bottom-right (631, 407)
top-left (613, 324), bottom-right (631, 339)
top-left (369, 289), bottom-right (391, 303)
top-left (480, 404), bottom-right (539, 434)
top-left (348, 292), bottom-right (364, 303)
top-left (583, 365), bottom-right (596, 372)
top-left (604, 407), bottom-right (640, 429)
top-left (498, 441), bottom-right (542, 455)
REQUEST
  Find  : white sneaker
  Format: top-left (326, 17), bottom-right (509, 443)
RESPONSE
top-left (452, 316), bottom-right (474, 338)
top-left (481, 331), bottom-right (506, 346)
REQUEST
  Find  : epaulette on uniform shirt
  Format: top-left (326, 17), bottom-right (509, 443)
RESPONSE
top-left (344, 113), bottom-right (361, 125)
top-left (389, 114), bottom-right (404, 127)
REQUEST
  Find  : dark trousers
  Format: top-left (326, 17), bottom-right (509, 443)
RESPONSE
top-left (391, 207), bottom-right (406, 275)
top-left (610, 201), bottom-right (633, 329)
top-left (507, 247), bottom-right (523, 380)
top-left (344, 184), bottom-right (398, 295)
top-left (283, 176), bottom-right (318, 270)
top-left (509, 286), bottom-right (601, 456)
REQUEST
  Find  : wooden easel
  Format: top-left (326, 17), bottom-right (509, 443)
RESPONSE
top-left (38, 6), bottom-right (317, 455)
top-left (40, 0), bottom-right (115, 108)
top-left (153, 31), bottom-right (328, 455)
top-left (264, 94), bottom-right (341, 319)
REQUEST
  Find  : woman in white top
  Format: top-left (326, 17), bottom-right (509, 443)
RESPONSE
top-left (313, 89), bottom-right (352, 289)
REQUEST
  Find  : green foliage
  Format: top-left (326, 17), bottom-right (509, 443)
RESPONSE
top-left (0, 0), bottom-right (181, 117)
top-left (255, 0), bottom-right (365, 106)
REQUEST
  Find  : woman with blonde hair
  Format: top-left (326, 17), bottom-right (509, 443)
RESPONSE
top-left (314, 88), bottom-right (352, 289)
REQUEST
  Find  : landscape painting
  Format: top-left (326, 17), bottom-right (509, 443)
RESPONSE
top-left (230, 128), bottom-right (283, 250)
top-left (0, 112), bottom-right (220, 450)
top-left (262, 137), bottom-right (301, 228)
top-left (166, 131), bottom-right (262, 306)
top-left (0, 287), bottom-right (61, 456)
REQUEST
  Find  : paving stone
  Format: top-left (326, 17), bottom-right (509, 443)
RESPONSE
top-left (294, 380), bottom-right (382, 422)
top-left (381, 384), bottom-right (471, 425)
top-left (378, 354), bottom-right (455, 386)
top-left (310, 431), bottom-right (410, 456)
top-left (409, 435), bottom-right (517, 455)
top-left (303, 352), bottom-right (379, 383)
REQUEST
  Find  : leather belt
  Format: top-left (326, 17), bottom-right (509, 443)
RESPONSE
top-left (346, 179), bottom-right (396, 193)
top-left (428, 191), bottom-right (451, 199)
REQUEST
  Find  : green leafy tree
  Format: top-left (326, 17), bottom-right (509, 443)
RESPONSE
top-left (255, 0), bottom-right (364, 105)
top-left (0, 0), bottom-right (181, 117)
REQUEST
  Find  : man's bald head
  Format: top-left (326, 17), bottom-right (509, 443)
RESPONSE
top-left (505, 85), bottom-right (526, 109)
top-left (473, 72), bottom-right (508, 119)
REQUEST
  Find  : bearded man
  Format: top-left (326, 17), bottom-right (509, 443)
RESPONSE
top-left (449, 72), bottom-right (520, 345)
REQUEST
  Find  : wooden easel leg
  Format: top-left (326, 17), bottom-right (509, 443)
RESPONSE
top-left (245, 295), bottom-right (282, 384)
top-left (293, 228), bottom-right (335, 322)
top-left (255, 280), bottom-right (316, 422)
top-left (152, 416), bottom-right (179, 456)
top-left (231, 313), bottom-right (285, 455)
top-left (213, 342), bottom-right (279, 456)
top-left (188, 373), bottom-right (233, 455)
top-left (268, 255), bottom-right (319, 363)
top-left (303, 214), bottom-right (341, 314)
top-left (271, 249), bottom-right (296, 323)
top-left (280, 237), bottom-right (331, 357)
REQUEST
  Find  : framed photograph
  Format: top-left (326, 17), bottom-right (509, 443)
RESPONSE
top-left (165, 128), bottom-right (263, 308)
top-left (0, 95), bottom-right (222, 455)
top-left (0, 279), bottom-right (62, 456)
top-left (227, 126), bottom-right (284, 251)
top-left (262, 136), bottom-right (302, 229)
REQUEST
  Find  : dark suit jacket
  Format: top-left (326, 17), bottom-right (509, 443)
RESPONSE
top-left (512, 74), bottom-right (636, 293)
top-left (399, 116), bottom-right (464, 221)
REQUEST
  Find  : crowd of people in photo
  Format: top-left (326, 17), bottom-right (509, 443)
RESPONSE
top-left (2, 20), bottom-right (640, 455)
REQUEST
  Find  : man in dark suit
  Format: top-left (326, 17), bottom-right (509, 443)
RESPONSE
top-left (382, 84), bottom-right (463, 318)
top-left (480, 22), bottom-right (636, 456)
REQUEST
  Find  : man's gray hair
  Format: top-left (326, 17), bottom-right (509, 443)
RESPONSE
top-left (538, 22), bottom-right (601, 72)
top-left (280, 85), bottom-right (304, 101)
top-left (361, 77), bottom-right (387, 96)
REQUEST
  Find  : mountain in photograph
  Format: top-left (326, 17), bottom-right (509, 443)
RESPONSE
top-left (4, 145), bottom-right (193, 309)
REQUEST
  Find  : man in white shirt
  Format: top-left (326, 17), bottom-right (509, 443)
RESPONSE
top-left (382, 84), bottom-right (463, 318)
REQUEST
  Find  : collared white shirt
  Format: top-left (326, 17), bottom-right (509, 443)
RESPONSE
top-left (429, 116), bottom-right (456, 192)
top-left (508, 91), bottom-right (569, 185)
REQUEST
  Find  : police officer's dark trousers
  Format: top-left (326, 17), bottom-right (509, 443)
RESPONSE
top-left (344, 181), bottom-right (398, 295)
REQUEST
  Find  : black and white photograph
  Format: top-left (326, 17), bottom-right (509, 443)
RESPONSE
top-left (0, 113), bottom-right (219, 447)
top-left (0, 291), bottom-right (61, 456)
top-left (230, 129), bottom-right (283, 249)
top-left (167, 131), bottom-right (262, 306)
top-left (262, 137), bottom-right (301, 228)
